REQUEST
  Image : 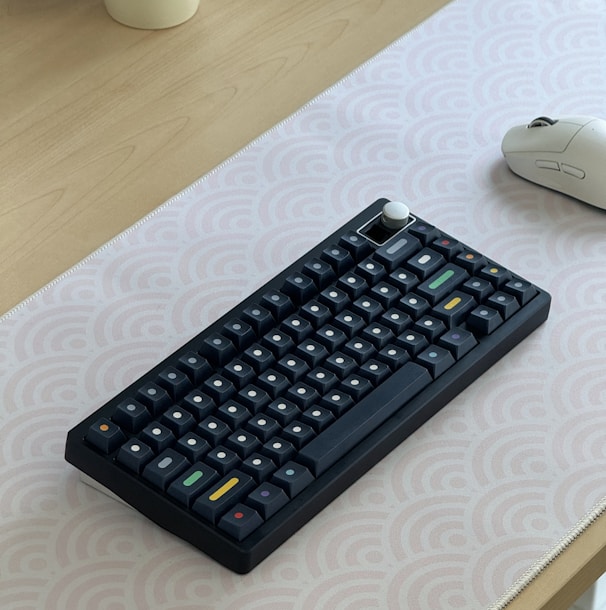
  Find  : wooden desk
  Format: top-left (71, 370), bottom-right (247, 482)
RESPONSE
top-left (2, 1), bottom-right (603, 607)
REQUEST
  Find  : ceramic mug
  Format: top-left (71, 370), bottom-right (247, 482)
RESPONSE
top-left (104, 0), bottom-right (200, 29)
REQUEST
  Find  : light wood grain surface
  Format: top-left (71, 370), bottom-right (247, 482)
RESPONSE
top-left (2, 0), bottom-right (603, 607)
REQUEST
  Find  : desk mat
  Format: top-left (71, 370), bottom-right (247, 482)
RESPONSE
top-left (2, 0), bottom-right (606, 607)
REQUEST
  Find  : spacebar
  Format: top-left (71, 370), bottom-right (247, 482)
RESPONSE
top-left (298, 362), bottom-right (432, 476)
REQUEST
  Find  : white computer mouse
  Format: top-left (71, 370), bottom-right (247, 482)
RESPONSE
top-left (501, 115), bottom-right (606, 210)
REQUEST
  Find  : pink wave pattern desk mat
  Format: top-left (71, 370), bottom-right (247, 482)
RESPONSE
top-left (2, 1), bottom-right (606, 608)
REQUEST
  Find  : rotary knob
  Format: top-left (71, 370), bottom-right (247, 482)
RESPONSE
top-left (380, 201), bottom-right (410, 230)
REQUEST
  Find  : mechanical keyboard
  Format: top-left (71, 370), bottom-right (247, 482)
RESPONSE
top-left (65, 198), bottom-right (551, 573)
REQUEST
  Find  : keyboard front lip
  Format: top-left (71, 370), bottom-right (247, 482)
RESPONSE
top-left (64, 198), bottom-right (552, 573)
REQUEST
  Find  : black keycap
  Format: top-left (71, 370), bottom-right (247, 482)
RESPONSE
top-left (359, 359), bottom-right (391, 385)
top-left (342, 338), bottom-right (376, 364)
top-left (461, 277), bottom-right (494, 301)
top-left (455, 250), bottom-right (487, 273)
top-left (371, 281), bottom-right (401, 308)
top-left (112, 399), bottom-right (151, 433)
top-left (265, 399), bottom-right (301, 426)
top-left (136, 383), bottom-right (172, 416)
top-left (175, 433), bottom-right (211, 462)
top-left (298, 362), bottom-right (432, 476)
top-left (237, 385), bottom-right (271, 413)
top-left (395, 330), bottom-right (429, 356)
top-left (431, 236), bottom-right (462, 260)
top-left (223, 360), bottom-right (256, 389)
top-left (437, 327), bottom-right (478, 360)
top-left (323, 352), bottom-right (357, 379)
top-left (116, 439), bottom-right (154, 473)
top-left (315, 325), bottom-right (348, 351)
top-left (271, 461), bottom-right (315, 498)
top-left (407, 221), bottom-right (439, 245)
top-left (399, 293), bottom-right (430, 319)
top-left (286, 382), bottom-right (320, 410)
top-left (281, 272), bottom-right (316, 303)
top-left (167, 463), bottom-right (219, 507)
top-left (246, 482), bottom-right (289, 519)
top-left (302, 258), bottom-right (336, 289)
top-left (197, 416), bottom-right (231, 446)
top-left (487, 291), bottom-right (521, 319)
top-left (377, 344), bottom-right (410, 370)
top-left (281, 421), bottom-right (315, 449)
top-left (413, 316), bottom-right (447, 342)
top-left (241, 305), bottom-right (274, 335)
top-left (225, 430), bottom-right (261, 459)
top-left (339, 230), bottom-right (372, 260)
top-left (280, 315), bottom-right (314, 343)
top-left (192, 470), bottom-right (255, 524)
top-left (356, 257), bottom-right (387, 285)
top-left (161, 407), bottom-right (196, 436)
top-left (218, 503), bottom-right (264, 541)
top-left (199, 333), bottom-right (236, 366)
top-left (300, 406), bottom-right (335, 432)
top-left (295, 339), bottom-right (329, 368)
top-left (305, 367), bottom-right (339, 394)
top-left (320, 391), bottom-right (354, 417)
top-left (361, 323), bottom-right (395, 349)
top-left (181, 391), bottom-right (215, 421)
top-left (206, 446), bottom-right (241, 475)
top-left (432, 291), bottom-right (476, 327)
top-left (142, 449), bottom-right (189, 490)
top-left (339, 375), bottom-right (373, 400)
top-left (337, 273), bottom-right (368, 299)
top-left (388, 268), bottom-right (419, 293)
top-left (261, 438), bottom-right (296, 466)
top-left (380, 308), bottom-right (412, 334)
top-left (217, 401), bottom-right (251, 429)
top-left (240, 453), bottom-right (277, 483)
top-left (332, 310), bottom-right (365, 338)
top-left (157, 367), bottom-right (193, 400)
top-left (300, 300), bottom-right (331, 328)
top-left (374, 233), bottom-right (421, 271)
top-left (466, 305), bottom-right (504, 335)
top-left (416, 346), bottom-right (456, 378)
top-left (256, 369), bottom-right (290, 399)
top-left (140, 422), bottom-right (175, 453)
top-left (478, 264), bottom-right (512, 288)
top-left (406, 247), bottom-right (445, 280)
top-left (176, 352), bottom-right (212, 385)
top-left (203, 374), bottom-right (236, 404)
top-left (242, 344), bottom-right (275, 374)
top-left (260, 291), bottom-right (295, 320)
top-left (504, 278), bottom-right (537, 306)
top-left (222, 319), bottom-right (256, 350)
top-left (318, 286), bottom-right (350, 314)
top-left (275, 354), bottom-right (310, 382)
top-left (261, 330), bottom-right (295, 358)
top-left (246, 414), bottom-right (281, 443)
top-left (351, 296), bottom-right (383, 322)
top-left (415, 263), bottom-right (469, 305)
top-left (320, 245), bottom-right (354, 274)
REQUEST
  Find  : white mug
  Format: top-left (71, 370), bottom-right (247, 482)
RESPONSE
top-left (104, 0), bottom-right (200, 29)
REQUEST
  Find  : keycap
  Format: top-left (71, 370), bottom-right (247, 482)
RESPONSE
top-left (298, 362), bottom-right (432, 476)
top-left (271, 462), bottom-right (315, 498)
top-left (192, 471), bottom-right (255, 524)
top-left (218, 503), bottom-right (264, 541)
top-left (246, 483), bottom-right (289, 519)
top-left (142, 449), bottom-right (189, 490)
top-left (167, 463), bottom-right (219, 507)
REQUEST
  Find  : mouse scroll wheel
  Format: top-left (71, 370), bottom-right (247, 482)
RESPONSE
top-left (528, 116), bottom-right (558, 128)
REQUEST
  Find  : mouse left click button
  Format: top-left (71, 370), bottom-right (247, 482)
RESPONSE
top-left (535, 159), bottom-right (559, 170)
